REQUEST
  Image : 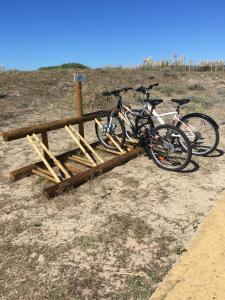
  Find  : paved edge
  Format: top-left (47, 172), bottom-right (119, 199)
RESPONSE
top-left (150, 193), bottom-right (225, 300)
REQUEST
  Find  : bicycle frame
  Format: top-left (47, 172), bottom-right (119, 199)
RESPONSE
top-left (147, 104), bottom-right (196, 139)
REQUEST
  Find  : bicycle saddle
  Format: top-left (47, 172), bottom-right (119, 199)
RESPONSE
top-left (171, 98), bottom-right (190, 105)
top-left (144, 99), bottom-right (163, 106)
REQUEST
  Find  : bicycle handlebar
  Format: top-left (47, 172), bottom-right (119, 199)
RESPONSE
top-left (136, 83), bottom-right (159, 93)
top-left (102, 87), bottom-right (133, 97)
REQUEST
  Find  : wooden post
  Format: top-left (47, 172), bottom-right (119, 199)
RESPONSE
top-left (41, 131), bottom-right (49, 160)
top-left (76, 80), bottom-right (84, 137)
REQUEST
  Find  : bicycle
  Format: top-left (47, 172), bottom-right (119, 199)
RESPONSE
top-left (136, 84), bottom-right (220, 156)
top-left (95, 87), bottom-right (192, 172)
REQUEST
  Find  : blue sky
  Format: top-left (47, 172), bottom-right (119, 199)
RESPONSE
top-left (1, 0), bottom-right (225, 70)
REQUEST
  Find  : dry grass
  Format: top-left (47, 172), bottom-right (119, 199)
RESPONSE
top-left (0, 68), bottom-right (225, 299)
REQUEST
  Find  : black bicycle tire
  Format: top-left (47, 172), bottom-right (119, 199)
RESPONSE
top-left (177, 113), bottom-right (219, 156)
top-left (95, 112), bottom-right (126, 150)
top-left (148, 124), bottom-right (192, 172)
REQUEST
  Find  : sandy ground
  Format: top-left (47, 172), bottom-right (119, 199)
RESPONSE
top-left (0, 71), bottom-right (225, 299)
top-left (150, 193), bottom-right (225, 300)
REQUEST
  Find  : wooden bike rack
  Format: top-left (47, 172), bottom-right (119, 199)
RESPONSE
top-left (2, 76), bottom-right (145, 198)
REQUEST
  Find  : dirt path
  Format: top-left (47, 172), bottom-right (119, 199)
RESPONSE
top-left (1, 117), bottom-right (225, 299)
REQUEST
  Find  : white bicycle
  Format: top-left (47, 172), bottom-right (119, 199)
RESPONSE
top-left (135, 84), bottom-right (220, 156)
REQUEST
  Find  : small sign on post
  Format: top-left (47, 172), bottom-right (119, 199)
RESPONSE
top-left (74, 74), bottom-right (86, 137)
top-left (74, 74), bottom-right (86, 82)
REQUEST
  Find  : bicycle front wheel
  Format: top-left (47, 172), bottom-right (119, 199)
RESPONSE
top-left (95, 112), bottom-right (126, 150)
top-left (147, 124), bottom-right (192, 172)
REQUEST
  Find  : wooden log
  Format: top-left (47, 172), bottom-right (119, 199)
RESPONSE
top-left (2, 110), bottom-right (110, 142)
top-left (76, 81), bottom-right (84, 137)
top-left (44, 147), bottom-right (144, 198)
top-left (9, 140), bottom-right (102, 181)
top-left (41, 131), bottom-right (49, 160)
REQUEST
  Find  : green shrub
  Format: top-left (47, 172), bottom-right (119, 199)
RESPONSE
top-left (188, 84), bottom-right (205, 91)
top-left (38, 63), bottom-right (89, 70)
top-left (187, 95), bottom-right (214, 111)
top-left (157, 85), bottom-right (174, 96)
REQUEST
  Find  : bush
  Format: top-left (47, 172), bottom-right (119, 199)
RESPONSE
top-left (187, 95), bottom-right (213, 111)
top-left (157, 85), bottom-right (174, 96)
top-left (188, 84), bottom-right (205, 91)
top-left (38, 63), bottom-right (89, 71)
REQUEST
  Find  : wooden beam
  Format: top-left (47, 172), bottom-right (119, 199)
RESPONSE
top-left (96, 145), bottom-right (123, 156)
top-left (2, 110), bottom-right (110, 142)
top-left (44, 147), bottom-right (144, 198)
top-left (41, 131), bottom-right (50, 160)
top-left (32, 169), bottom-right (58, 183)
top-left (68, 155), bottom-right (95, 168)
top-left (76, 81), bottom-right (84, 137)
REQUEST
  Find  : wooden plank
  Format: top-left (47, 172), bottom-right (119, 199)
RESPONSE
top-left (68, 155), bottom-right (95, 168)
top-left (41, 131), bottom-right (49, 160)
top-left (69, 125), bottom-right (104, 163)
top-left (32, 169), bottom-right (58, 183)
top-left (96, 146), bottom-right (123, 156)
top-left (26, 135), bottom-right (61, 183)
top-left (33, 133), bottom-right (71, 179)
top-left (95, 118), bottom-right (126, 154)
top-left (44, 147), bottom-right (144, 198)
top-left (36, 167), bottom-right (52, 176)
top-left (118, 112), bottom-right (132, 127)
top-left (2, 110), bottom-right (110, 142)
top-left (65, 163), bottom-right (83, 174)
top-left (65, 126), bottom-right (97, 166)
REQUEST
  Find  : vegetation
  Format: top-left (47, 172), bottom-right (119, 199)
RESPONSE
top-left (188, 84), bottom-right (205, 91)
top-left (38, 62), bottom-right (89, 70)
top-left (142, 54), bottom-right (225, 72)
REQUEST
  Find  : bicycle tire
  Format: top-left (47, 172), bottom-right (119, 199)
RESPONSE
top-left (177, 113), bottom-right (219, 156)
top-left (95, 112), bottom-right (126, 150)
top-left (148, 124), bottom-right (192, 172)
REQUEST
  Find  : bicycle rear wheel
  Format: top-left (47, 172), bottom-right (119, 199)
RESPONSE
top-left (147, 124), bottom-right (192, 172)
top-left (177, 113), bottom-right (219, 156)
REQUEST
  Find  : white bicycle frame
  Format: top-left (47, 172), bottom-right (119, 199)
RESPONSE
top-left (148, 104), bottom-right (196, 139)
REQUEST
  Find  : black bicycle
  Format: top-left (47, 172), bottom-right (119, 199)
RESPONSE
top-left (95, 87), bottom-right (192, 172)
